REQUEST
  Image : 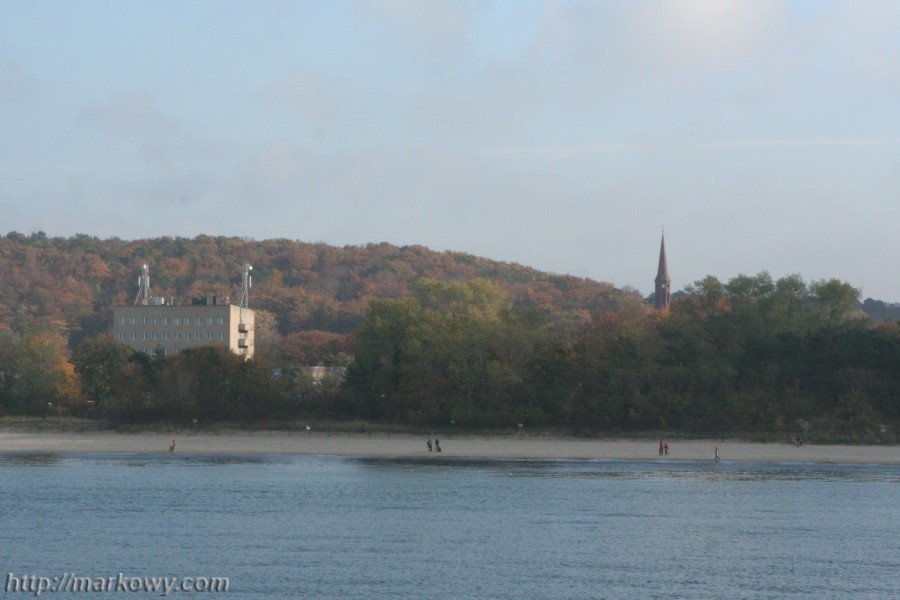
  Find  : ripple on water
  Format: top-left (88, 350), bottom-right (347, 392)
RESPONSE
top-left (0, 453), bottom-right (896, 599)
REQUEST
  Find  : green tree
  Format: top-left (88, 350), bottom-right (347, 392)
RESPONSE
top-left (810, 279), bottom-right (861, 323)
top-left (72, 338), bottom-right (133, 409)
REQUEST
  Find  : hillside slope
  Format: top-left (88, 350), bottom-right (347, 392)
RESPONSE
top-left (0, 232), bottom-right (634, 350)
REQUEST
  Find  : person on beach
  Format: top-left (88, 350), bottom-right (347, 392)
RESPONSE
top-left (169, 439), bottom-right (176, 453)
top-left (663, 443), bottom-right (669, 455)
top-left (659, 440), bottom-right (664, 456)
top-left (427, 439), bottom-right (433, 452)
top-left (714, 447), bottom-right (720, 462)
top-left (434, 439), bottom-right (442, 452)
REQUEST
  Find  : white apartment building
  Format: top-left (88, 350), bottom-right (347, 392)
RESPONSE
top-left (112, 300), bottom-right (254, 359)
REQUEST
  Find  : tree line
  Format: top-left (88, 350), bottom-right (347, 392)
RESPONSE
top-left (343, 275), bottom-right (897, 439)
top-left (0, 274), bottom-right (897, 439)
top-left (0, 231), bottom-right (896, 440)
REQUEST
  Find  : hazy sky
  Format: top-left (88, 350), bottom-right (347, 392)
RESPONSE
top-left (2, 1), bottom-right (898, 300)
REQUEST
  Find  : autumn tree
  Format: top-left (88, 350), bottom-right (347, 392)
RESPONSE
top-left (0, 328), bottom-right (80, 414)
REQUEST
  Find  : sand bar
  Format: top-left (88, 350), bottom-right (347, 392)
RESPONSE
top-left (0, 430), bottom-right (897, 464)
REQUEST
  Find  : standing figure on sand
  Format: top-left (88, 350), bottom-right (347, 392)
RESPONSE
top-left (714, 447), bottom-right (720, 462)
top-left (169, 439), bottom-right (176, 454)
top-left (658, 441), bottom-right (669, 456)
top-left (434, 439), bottom-right (441, 453)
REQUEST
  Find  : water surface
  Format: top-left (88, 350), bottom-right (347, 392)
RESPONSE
top-left (1, 454), bottom-right (897, 598)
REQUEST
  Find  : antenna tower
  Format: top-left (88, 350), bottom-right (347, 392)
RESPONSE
top-left (134, 264), bottom-right (152, 305)
top-left (240, 264), bottom-right (252, 309)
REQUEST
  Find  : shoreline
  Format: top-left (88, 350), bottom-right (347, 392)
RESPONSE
top-left (0, 430), bottom-right (897, 464)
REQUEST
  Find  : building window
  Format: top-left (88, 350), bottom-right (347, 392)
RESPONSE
top-left (218, 332), bottom-right (224, 340)
top-left (206, 317), bottom-right (213, 325)
top-left (130, 317), bottom-right (136, 325)
top-left (119, 332), bottom-right (125, 340)
top-left (118, 317), bottom-right (125, 325)
top-left (196, 332), bottom-right (202, 339)
top-left (130, 332), bottom-right (136, 339)
top-left (163, 332), bottom-right (169, 340)
top-left (152, 332), bottom-right (158, 340)
top-left (163, 317), bottom-right (168, 325)
top-left (141, 332), bottom-right (146, 339)
top-left (207, 332), bottom-right (213, 339)
top-left (141, 317), bottom-right (147, 325)
top-left (195, 317), bottom-right (201, 325)
top-left (218, 317), bottom-right (224, 325)
top-left (173, 317), bottom-right (180, 325)
top-left (153, 317), bottom-right (158, 325)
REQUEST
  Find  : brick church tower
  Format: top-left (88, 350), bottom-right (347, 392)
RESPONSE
top-left (654, 233), bottom-right (671, 310)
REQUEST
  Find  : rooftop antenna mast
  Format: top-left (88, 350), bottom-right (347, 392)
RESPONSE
top-left (134, 264), bottom-right (152, 305)
top-left (240, 263), bottom-right (252, 309)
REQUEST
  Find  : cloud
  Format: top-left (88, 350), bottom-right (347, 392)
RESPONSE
top-left (411, 63), bottom-right (537, 139)
top-left (240, 140), bottom-right (317, 201)
top-left (532, 0), bottom-right (788, 85)
top-left (477, 136), bottom-right (900, 158)
top-left (361, 0), bottom-right (475, 43)
top-left (0, 60), bottom-right (43, 104)
top-left (698, 136), bottom-right (900, 149)
top-left (234, 140), bottom-right (578, 247)
top-left (257, 66), bottom-right (350, 123)
top-left (401, 2), bottom-right (790, 140)
top-left (627, 0), bottom-right (788, 71)
top-left (80, 90), bottom-right (177, 139)
top-left (819, 1), bottom-right (900, 85)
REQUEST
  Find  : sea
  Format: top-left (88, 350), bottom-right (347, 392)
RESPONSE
top-left (0, 453), bottom-right (897, 599)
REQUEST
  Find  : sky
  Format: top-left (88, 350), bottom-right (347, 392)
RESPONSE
top-left (1, 1), bottom-right (898, 301)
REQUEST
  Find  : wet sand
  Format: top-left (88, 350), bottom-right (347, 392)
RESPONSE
top-left (0, 430), bottom-right (897, 463)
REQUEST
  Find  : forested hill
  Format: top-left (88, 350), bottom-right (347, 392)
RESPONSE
top-left (0, 231), bottom-right (631, 346)
top-left (2, 232), bottom-right (896, 437)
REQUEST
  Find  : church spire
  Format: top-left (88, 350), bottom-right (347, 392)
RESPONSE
top-left (654, 232), bottom-right (671, 310)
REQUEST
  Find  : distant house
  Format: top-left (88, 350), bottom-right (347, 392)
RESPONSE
top-left (272, 366), bottom-right (347, 386)
top-left (300, 366), bottom-right (347, 387)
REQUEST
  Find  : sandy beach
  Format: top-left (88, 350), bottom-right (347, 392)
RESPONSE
top-left (0, 429), bottom-right (897, 464)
